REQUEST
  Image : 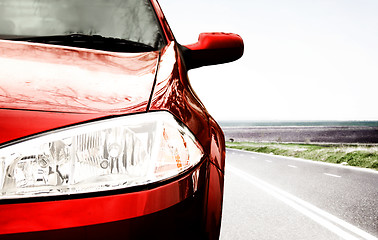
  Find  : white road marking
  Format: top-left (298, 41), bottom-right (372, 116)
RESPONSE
top-left (227, 164), bottom-right (378, 240)
top-left (265, 160), bottom-right (272, 163)
top-left (324, 173), bottom-right (342, 178)
top-left (288, 165), bottom-right (298, 168)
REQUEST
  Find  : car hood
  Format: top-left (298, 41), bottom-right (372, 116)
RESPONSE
top-left (0, 40), bottom-right (160, 144)
top-left (0, 40), bottom-right (160, 113)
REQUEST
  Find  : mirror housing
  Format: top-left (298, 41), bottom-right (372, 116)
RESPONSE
top-left (181, 32), bottom-right (244, 70)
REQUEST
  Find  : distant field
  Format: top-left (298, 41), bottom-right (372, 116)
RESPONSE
top-left (222, 126), bottom-right (378, 144)
top-left (219, 120), bottom-right (378, 127)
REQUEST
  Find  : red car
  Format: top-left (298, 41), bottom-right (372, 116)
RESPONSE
top-left (0, 0), bottom-right (243, 239)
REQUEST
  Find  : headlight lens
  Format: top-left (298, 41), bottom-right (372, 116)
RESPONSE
top-left (0, 112), bottom-right (203, 199)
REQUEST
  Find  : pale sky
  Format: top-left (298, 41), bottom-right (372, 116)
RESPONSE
top-left (159, 0), bottom-right (378, 121)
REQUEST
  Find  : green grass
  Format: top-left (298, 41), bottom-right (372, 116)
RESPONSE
top-left (226, 142), bottom-right (378, 170)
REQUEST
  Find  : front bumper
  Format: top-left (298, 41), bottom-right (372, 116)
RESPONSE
top-left (0, 161), bottom-right (210, 240)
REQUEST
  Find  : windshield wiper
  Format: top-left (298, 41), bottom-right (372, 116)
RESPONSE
top-left (6, 34), bottom-right (156, 53)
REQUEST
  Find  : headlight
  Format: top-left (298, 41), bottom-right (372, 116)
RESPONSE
top-left (0, 112), bottom-right (203, 199)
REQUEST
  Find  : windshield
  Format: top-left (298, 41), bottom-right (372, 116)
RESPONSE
top-left (0, 0), bottom-right (164, 51)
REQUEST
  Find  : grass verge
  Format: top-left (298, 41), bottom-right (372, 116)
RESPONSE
top-left (226, 142), bottom-right (378, 171)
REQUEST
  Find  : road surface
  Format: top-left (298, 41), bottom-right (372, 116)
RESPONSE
top-left (220, 149), bottom-right (378, 240)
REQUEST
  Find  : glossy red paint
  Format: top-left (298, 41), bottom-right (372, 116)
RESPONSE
top-left (0, 41), bottom-right (221, 238)
top-left (0, 1), bottom-right (243, 239)
top-left (0, 40), bottom-right (159, 115)
top-left (0, 40), bottom-right (159, 145)
top-left (209, 117), bottom-right (226, 171)
top-left (148, 40), bottom-right (227, 238)
top-left (0, 109), bottom-right (105, 145)
top-left (149, 42), bottom-right (211, 150)
top-left (204, 164), bottom-right (225, 240)
top-left (186, 32), bottom-right (243, 51)
top-left (183, 32), bottom-right (244, 70)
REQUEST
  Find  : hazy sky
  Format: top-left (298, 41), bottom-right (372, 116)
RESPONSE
top-left (159, 0), bottom-right (378, 121)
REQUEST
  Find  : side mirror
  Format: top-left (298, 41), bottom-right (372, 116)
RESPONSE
top-left (181, 32), bottom-right (244, 70)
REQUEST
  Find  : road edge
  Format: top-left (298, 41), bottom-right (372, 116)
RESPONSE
top-left (226, 148), bottom-right (378, 175)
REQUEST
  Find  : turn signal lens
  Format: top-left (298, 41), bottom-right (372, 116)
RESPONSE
top-left (0, 112), bottom-right (203, 199)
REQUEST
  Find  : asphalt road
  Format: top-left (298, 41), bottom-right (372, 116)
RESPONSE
top-left (220, 149), bottom-right (378, 240)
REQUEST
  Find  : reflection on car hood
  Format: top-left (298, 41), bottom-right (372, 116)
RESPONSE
top-left (0, 40), bottom-right (159, 114)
